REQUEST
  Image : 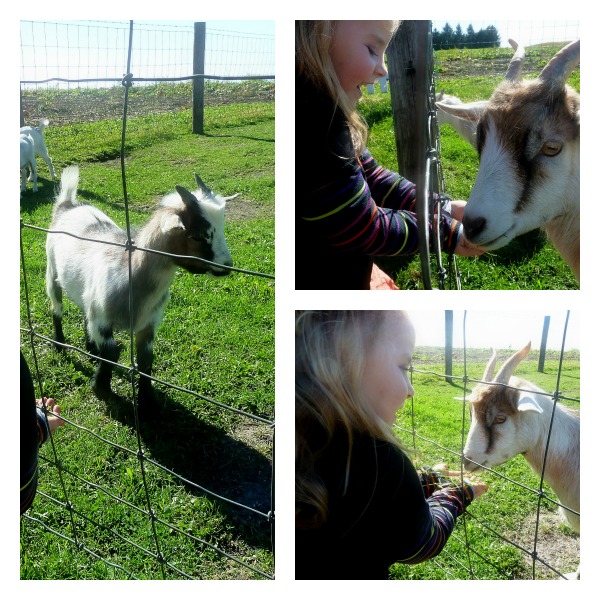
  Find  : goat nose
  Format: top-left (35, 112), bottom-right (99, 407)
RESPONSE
top-left (462, 456), bottom-right (478, 472)
top-left (463, 215), bottom-right (487, 240)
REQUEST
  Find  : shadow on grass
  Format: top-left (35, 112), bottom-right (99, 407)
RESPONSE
top-left (102, 382), bottom-right (274, 552)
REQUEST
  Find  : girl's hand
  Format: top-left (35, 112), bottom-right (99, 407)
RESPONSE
top-left (448, 200), bottom-right (467, 222)
top-left (454, 230), bottom-right (485, 257)
top-left (37, 397), bottom-right (66, 433)
top-left (469, 481), bottom-right (489, 499)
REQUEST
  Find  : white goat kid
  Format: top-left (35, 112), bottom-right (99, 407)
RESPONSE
top-left (20, 133), bottom-right (38, 193)
top-left (462, 342), bottom-right (580, 534)
top-left (46, 165), bottom-right (234, 417)
top-left (20, 117), bottom-right (56, 180)
top-left (436, 40), bottom-right (580, 280)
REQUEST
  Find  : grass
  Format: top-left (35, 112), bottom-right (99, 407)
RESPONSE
top-left (358, 44), bottom-right (580, 290)
top-left (389, 348), bottom-right (580, 580)
top-left (20, 94), bottom-right (275, 579)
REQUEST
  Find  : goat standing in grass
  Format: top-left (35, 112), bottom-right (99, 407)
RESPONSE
top-left (20, 133), bottom-right (38, 193)
top-left (462, 342), bottom-right (580, 534)
top-left (46, 165), bottom-right (234, 417)
top-left (436, 40), bottom-right (580, 281)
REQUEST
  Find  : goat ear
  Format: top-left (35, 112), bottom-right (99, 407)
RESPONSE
top-left (161, 213), bottom-right (185, 235)
top-left (517, 393), bottom-right (543, 414)
top-left (436, 100), bottom-right (488, 123)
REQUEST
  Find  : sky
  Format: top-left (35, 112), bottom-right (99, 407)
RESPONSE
top-left (407, 309), bottom-right (579, 351)
top-left (19, 20), bottom-right (275, 86)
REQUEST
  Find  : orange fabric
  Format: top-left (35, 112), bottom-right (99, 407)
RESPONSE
top-left (370, 264), bottom-right (399, 290)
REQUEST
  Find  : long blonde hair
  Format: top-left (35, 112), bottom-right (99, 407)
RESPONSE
top-left (295, 20), bottom-right (369, 154)
top-left (295, 310), bottom-right (408, 529)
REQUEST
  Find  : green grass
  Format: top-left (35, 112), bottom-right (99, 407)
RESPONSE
top-left (20, 98), bottom-right (274, 579)
top-left (389, 349), bottom-right (580, 580)
top-left (358, 45), bottom-right (580, 290)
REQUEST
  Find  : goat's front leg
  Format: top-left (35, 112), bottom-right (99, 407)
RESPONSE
top-left (88, 323), bottom-right (120, 402)
top-left (135, 325), bottom-right (158, 417)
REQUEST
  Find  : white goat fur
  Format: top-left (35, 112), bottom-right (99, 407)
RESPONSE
top-left (20, 118), bottom-right (56, 180)
top-left (46, 165), bottom-right (234, 413)
top-left (20, 133), bottom-right (38, 193)
top-left (435, 40), bottom-right (580, 281)
top-left (463, 342), bottom-right (580, 532)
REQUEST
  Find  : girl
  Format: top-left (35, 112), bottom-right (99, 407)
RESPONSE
top-left (295, 310), bottom-right (488, 579)
top-left (295, 21), bottom-right (482, 290)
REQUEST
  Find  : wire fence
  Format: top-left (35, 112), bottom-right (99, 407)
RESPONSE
top-left (20, 20), bottom-right (275, 128)
top-left (20, 20), bottom-right (274, 580)
top-left (395, 310), bottom-right (579, 580)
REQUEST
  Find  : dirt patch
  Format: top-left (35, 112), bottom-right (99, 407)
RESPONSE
top-left (519, 509), bottom-right (579, 579)
top-left (225, 196), bottom-right (273, 222)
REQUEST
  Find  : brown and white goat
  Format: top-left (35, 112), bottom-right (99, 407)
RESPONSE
top-left (436, 40), bottom-right (580, 281)
top-left (46, 165), bottom-right (235, 417)
top-left (462, 342), bottom-right (580, 533)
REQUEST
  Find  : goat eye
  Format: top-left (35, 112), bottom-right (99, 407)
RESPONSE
top-left (494, 415), bottom-right (507, 425)
top-left (542, 141), bottom-right (562, 156)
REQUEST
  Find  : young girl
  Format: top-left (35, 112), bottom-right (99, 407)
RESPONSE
top-left (295, 310), bottom-right (488, 579)
top-left (295, 21), bottom-right (482, 290)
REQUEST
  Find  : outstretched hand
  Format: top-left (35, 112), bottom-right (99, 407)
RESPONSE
top-left (432, 463), bottom-right (488, 499)
top-left (37, 397), bottom-right (65, 433)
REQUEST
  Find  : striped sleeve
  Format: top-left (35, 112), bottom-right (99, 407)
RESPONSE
top-left (397, 484), bottom-right (475, 564)
top-left (299, 148), bottom-right (461, 256)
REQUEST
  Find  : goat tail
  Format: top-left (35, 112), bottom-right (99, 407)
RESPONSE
top-left (55, 165), bottom-right (80, 212)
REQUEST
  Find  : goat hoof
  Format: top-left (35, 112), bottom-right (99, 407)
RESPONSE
top-left (92, 382), bottom-right (113, 403)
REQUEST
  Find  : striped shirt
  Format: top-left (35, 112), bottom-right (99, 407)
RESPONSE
top-left (296, 432), bottom-right (474, 579)
top-left (296, 78), bottom-right (461, 289)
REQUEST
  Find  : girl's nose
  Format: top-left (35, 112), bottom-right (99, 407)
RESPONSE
top-left (376, 59), bottom-right (388, 78)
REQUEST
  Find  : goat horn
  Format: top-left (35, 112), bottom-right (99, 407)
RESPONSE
top-left (482, 349), bottom-right (498, 381)
top-left (175, 185), bottom-right (199, 208)
top-left (194, 173), bottom-right (212, 196)
top-left (539, 39), bottom-right (580, 90)
top-left (493, 341), bottom-right (532, 384)
top-left (505, 39), bottom-right (526, 82)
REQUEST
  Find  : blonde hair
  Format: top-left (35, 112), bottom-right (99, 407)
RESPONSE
top-left (295, 20), bottom-right (369, 154)
top-left (295, 310), bottom-right (408, 529)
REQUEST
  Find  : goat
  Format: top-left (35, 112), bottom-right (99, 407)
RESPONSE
top-left (462, 341), bottom-right (580, 534)
top-left (20, 133), bottom-right (38, 193)
top-left (435, 40), bottom-right (580, 281)
top-left (20, 117), bottom-right (56, 180)
top-left (46, 165), bottom-right (235, 417)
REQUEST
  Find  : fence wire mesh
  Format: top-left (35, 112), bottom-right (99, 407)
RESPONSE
top-left (20, 19), bottom-right (274, 580)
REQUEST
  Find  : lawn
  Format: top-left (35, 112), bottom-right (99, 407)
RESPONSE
top-left (20, 92), bottom-right (275, 579)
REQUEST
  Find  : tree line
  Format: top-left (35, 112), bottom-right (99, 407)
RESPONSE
top-left (433, 23), bottom-right (501, 50)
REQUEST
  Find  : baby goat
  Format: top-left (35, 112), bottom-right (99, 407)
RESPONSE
top-left (20, 133), bottom-right (38, 193)
top-left (20, 118), bottom-right (56, 180)
top-left (462, 342), bottom-right (580, 533)
top-left (436, 40), bottom-right (580, 281)
top-left (46, 165), bottom-right (234, 416)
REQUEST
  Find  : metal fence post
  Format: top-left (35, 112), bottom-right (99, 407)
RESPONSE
top-left (538, 315), bottom-right (550, 372)
top-left (193, 21), bottom-right (206, 134)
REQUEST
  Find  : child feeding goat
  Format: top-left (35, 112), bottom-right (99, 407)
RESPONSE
top-left (46, 165), bottom-right (235, 418)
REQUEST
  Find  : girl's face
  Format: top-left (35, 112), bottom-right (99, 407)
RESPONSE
top-left (329, 21), bottom-right (395, 106)
top-left (362, 312), bottom-right (415, 424)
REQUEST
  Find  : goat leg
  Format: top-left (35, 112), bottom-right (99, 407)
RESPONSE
top-left (90, 326), bottom-right (119, 402)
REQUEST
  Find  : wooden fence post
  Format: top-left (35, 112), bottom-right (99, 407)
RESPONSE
top-left (193, 22), bottom-right (206, 134)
